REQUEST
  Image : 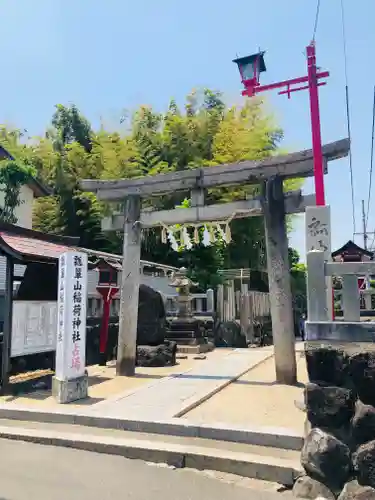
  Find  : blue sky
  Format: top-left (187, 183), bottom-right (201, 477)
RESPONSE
top-left (0, 0), bottom-right (373, 259)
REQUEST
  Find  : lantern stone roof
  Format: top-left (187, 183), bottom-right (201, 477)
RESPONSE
top-left (0, 145), bottom-right (51, 197)
top-left (331, 240), bottom-right (374, 259)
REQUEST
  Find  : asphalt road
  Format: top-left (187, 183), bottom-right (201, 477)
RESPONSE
top-left (0, 438), bottom-right (291, 500)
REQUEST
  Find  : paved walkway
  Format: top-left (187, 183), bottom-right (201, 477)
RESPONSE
top-left (91, 349), bottom-right (272, 420)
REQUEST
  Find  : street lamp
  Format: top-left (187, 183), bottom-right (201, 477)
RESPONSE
top-left (233, 52), bottom-right (266, 95)
top-left (233, 42), bottom-right (329, 207)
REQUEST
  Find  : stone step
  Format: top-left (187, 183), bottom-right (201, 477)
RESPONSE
top-left (0, 419), bottom-right (302, 486)
top-left (166, 331), bottom-right (203, 339)
top-left (177, 344), bottom-right (214, 354)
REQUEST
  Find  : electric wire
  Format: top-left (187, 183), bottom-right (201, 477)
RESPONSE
top-left (340, 0), bottom-right (356, 236)
top-left (366, 85), bottom-right (375, 231)
top-left (312, 0), bottom-right (321, 41)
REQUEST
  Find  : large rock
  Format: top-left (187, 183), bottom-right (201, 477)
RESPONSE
top-left (293, 474), bottom-right (335, 499)
top-left (353, 440), bottom-right (375, 489)
top-left (137, 284), bottom-right (167, 345)
top-left (352, 402), bottom-right (375, 447)
top-left (338, 480), bottom-right (375, 500)
top-left (301, 428), bottom-right (352, 492)
top-left (214, 321), bottom-right (246, 348)
top-left (305, 346), bottom-right (349, 387)
top-left (348, 352), bottom-right (375, 407)
top-left (305, 383), bottom-right (356, 428)
top-left (136, 341), bottom-right (177, 367)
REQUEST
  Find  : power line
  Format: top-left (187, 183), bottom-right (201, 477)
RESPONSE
top-left (366, 85), bottom-right (375, 230)
top-left (340, 0), bottom-right (356, 236)
top-left (312, 0), bottom-right (321, 41)
top-left (340, 0), bottom-right (349, 84)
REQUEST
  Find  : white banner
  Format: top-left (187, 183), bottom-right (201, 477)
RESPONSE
top-left (55, 252), bottom-right (88, 381)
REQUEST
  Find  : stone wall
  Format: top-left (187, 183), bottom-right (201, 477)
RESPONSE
top-left (294, 344), bottom-right (375, 499)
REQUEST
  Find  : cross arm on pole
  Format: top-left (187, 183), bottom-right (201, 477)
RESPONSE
top-left (242, 71), bottom-right (329, 98)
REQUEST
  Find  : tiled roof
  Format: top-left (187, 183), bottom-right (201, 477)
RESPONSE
top-left (0, 232), bottom-right (78, 262)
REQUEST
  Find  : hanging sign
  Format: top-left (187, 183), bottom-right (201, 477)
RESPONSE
top-left (55, 251), bottom-right (88, 381)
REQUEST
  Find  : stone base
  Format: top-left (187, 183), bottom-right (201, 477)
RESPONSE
top-left (52, 373), bottom-right (89, 404)
top-left (177, 343), bottom-right (214, 354)
top-left (169, 336), bottom-right (206, 346)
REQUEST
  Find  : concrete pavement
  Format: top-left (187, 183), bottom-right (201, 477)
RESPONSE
top-left (92, 348), bottom-right (273, 420)
top-left (0, 438), bottom-right (293, 500)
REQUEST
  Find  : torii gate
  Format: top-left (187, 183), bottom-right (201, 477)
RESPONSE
top-left (82, 138), bottom-right (349, 385)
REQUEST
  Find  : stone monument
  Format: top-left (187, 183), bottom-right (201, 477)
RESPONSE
top-left (52, 251), bottom-right (89, 403)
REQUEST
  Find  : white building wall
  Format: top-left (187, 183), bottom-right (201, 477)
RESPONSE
top-left (0, 184), bottom-right (34, 229)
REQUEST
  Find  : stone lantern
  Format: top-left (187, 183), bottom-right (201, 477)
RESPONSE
top-left (169, 267), bottom-right (197, 320)
top-left (166, 267), bottom-right (205, 350)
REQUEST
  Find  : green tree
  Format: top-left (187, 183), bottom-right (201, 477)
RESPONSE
top-left (0, 89), bottom-right (303, 289)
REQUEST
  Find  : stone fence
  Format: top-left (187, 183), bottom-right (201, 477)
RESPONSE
top-left (296, 250), bottom-right (375, 498)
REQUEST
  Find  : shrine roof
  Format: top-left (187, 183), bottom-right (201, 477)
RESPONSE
top-left (331, 240), bottom-right (374, 258)
top-left (0, 223), bottom-right (80, 263)
top-left (90, 258), bottom-right (122, 271)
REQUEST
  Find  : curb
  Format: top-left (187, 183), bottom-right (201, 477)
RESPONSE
top-left (0, 406), bottom-right (303, 451)
top-left (0, 424), bottom-right (301, 486)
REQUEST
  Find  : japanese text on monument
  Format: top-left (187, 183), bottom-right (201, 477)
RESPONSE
top-left (55, 252), bottom-right (87, 381)
top-left (305, 206), bottom-right (331, 260)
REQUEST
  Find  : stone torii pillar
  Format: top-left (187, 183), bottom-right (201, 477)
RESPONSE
top-left (262, 177), bottom-right (297, 384)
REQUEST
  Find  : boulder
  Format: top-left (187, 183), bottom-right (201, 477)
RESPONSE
top-left (137, 284), bottom-right (167, 345)
top-left (305, 346), bottom-right (349, 387)
top-left (214, 321), bottom-right (247, 348)
top-left (348, 352), bottom-right (375, 407)
top-left (305, 383), bottom-right (356, 428)
top-left (293, 474), bottom-right (335, 499)
top-left (352, 402), bottom-right (375, 447)
top-left (338, 480), bottom-right (375, 500)
top-left (136, 341), bottom-right (177, 367)
top-left (353, 440), bottom-right (375, 489)
top-left (301, 428), bottom-right (352, 492)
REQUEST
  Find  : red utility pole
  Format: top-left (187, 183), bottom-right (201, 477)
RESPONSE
top-left (306, 42), bottom-right (325, 206)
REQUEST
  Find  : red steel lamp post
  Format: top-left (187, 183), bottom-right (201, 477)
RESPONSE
top-left (95, 260), bottom-right (120, 366)
top-left (233, 42), bottom-right (329, 206)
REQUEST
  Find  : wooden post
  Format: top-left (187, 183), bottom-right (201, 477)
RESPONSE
top-left (117, 195), bottom-right (142, 376)
top-left (230, 281), bottom-right (236, 320)
top-left (206, 288), bottom-right (214, 314)
top-left (240, 283), bottom-right (254, 343)
top-left (262, 178), bottom-right (297, 385)
top-left (217, 285), bottom-right (224, 322)
top-left (1, 256), bottom-right (13, 395)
